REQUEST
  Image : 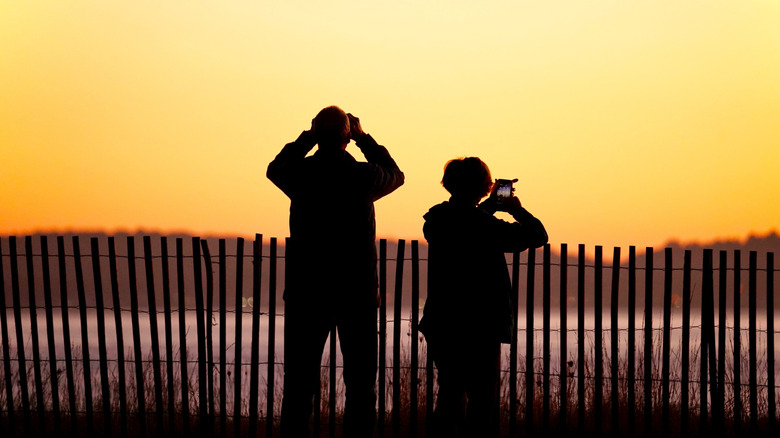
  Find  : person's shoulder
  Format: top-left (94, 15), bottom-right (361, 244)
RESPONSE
top-left (423, 201), bottom-right (453, 220)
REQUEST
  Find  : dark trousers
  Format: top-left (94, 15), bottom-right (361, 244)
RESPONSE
top-left (280, 302), bottom-right (378, 438)
top-left (428, 338), bottom-right (501, 438)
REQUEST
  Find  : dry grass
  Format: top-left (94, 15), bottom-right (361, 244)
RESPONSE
top-left (0, 326), bottom-right (777, 437)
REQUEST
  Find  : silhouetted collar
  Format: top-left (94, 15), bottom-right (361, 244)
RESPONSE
top-left (448, 196), bottom-right (479, 208)
top-left (313, 148), bottom-right (356, 162)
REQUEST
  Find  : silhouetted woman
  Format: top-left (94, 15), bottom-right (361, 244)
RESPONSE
top-left (419, 157), bottom-right (548, 437)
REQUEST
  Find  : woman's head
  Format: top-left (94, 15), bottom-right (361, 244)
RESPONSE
top-left (441, 157), bottom-right (493, 203)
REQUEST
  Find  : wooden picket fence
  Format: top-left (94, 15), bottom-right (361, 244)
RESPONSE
top-left (0, 234), bottom-right (777, 437)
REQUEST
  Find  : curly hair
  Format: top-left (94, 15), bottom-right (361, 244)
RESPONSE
top-left (441, 157), bottom-right (493, 201)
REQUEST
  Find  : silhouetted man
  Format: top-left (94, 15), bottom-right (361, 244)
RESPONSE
top-left (419, 157), bottom-right (547, 438)
top-left (267, 106), bottom-right (404, 437)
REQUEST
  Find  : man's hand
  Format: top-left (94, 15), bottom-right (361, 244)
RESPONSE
top-left (347, 113), bottom-right (365, 140)
top-left (296, 129), bottom-right (317, 152)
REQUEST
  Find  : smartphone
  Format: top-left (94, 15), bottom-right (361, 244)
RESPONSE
top-left (495, 178), bottom-right (517, 200)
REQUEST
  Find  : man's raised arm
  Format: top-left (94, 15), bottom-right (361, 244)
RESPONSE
top-left (266, 130), bottom-right (316, 197)
top-left (348, 113), bottom-right (405, 200)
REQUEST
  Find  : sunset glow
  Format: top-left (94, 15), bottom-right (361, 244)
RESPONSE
top-left (2, 1), bottom-right (779, 250)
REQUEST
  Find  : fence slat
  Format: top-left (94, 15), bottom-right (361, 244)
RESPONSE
top-left (733, 249), bottom-right (742, 432)
top-left (627, 246), bottom-right (636, 435)
top-left (700, 249), bottom-right (715, 432)
top-left (749, 251), bottom-right (758, 433)
top-left (57, 236), bottom-right (78, 433)
top-left (143, 236), bottom-right (164, 432)
top-left (193, 237), bottom-right (208, 428)
top-left (718, 250), bottom-right (728, 431)
top-left (410, 240), bottom-right (420, 438)
top-left (90, 238), bottom-right (112, 436)
top-left (233, 237), bottom-right (245, 438)
top-left (699, 251), bottom-right (709, 432)
top-left (201, 239), bottom-right (216, 431)
top-left (576, 244), bottom-right (585, 433)
top-left (73, 236), bottom-right (95, 435)
top-left (109, 237), bottom-right (129, 437)
top-left (267, 237), bottom-right (278, 438)
top-left (327, 241), bottom-right (336, 438)
top-left (661, 247), bottom-right (672, 436)
top-left (559, 244), bottom-right (568, 434)
top-left (643, 247), bottom-right (653, 435)
top-left (393, 239), bottom-right (406, 438)
top-left (160, 237), bottom-right (175, 434)
top-left (706, 250), bottom-right (720, 429)
top-left (379, 239), bottom-right (387, 437)
top-left (510, 250), bottom-right (520, 438)
top-left (248, 235), bottom-right (263, 438)
top-left (681, 250), bottom-right (692, 435)
top-left (526, 246), bottom-right (537, 432)
top-left (10, 237), bottom-right (32, 433)
top-left (424, 239), bottom-right (434, 435)
top-left (40, 236), bottom-right (61, 434)
top-left (593, 245), bottom-right (603, 435)
top-left (127, 236), bottom-right (147, 437)
top-left (542, 244), bottom-right (551, 433)
top-left (329, 321), bottom-right (336, 438)
top-left (610, 247), bottom-right (620, 435)
top-left (24, 237), bottom-right (45, 428)
top-left (0, 239), bottom-right (17, 434)
top-left (176, 238), bottom-right (190, 434)
top-left (767, 252), bottom-right (776, 435)
top-left (219, 239), bottom-right (228, 437)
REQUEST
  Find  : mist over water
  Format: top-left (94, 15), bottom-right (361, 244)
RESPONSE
top-left (4, 309), bottom-right (778, 378)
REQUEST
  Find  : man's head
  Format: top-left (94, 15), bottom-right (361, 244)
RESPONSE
top-left (441, 157), bottom-right (493, 203)
top-left (312, 106), bottom-right (350, 150)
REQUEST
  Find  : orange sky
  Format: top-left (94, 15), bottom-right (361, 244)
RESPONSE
top-left (2, 1), bottom-right (779, 250)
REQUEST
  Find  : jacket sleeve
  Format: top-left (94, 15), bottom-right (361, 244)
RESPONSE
top-left (266, 131), bottom-right (317, 197)
top-left (482, 205), bottom-right (549, 253)
top-left (356, 134), bottom-right (405, 200)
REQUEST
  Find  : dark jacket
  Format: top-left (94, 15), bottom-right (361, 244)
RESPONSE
top-left (419, 198), bottom-right (548, 344)
top-left (267, 131), bottom-right (404, 309)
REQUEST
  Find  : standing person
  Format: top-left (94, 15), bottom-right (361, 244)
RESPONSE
top-left (419, 157), bottom-right (547, 438)
top-left (267, 106), bottom-right (404, 437)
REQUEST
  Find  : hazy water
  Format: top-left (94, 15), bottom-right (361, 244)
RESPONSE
top-left (2, 309), bottom-right (276, 364)
top-left (1, 309), bottom-right (282, 413)
top-left (2, 308), bottom-right (778, 371)
top-left (1, 308), bottom-right (778, 416)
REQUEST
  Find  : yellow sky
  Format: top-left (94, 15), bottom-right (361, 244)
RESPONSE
top-left (2, 1), bottom-right (779, 250)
